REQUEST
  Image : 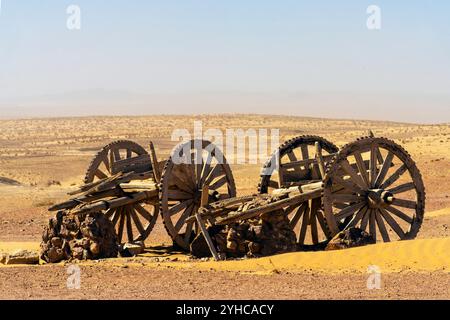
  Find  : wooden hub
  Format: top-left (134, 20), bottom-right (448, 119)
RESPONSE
top-left (367, 189), bottom-right (394, 209)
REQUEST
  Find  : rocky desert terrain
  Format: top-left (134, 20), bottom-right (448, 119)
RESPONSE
top-left (0, 115), bottom-right (449, 300)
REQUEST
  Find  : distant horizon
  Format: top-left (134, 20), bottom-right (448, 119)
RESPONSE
top-left (1, 110), bottom-right (448, 126)
top-left (0, 88), bottom-right (448, 124)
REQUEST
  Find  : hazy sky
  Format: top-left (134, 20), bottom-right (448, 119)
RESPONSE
top-left (0, 1), bottom-right (449, 122)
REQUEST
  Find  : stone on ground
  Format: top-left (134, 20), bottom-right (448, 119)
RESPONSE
top-left (325, 227), bottom-right (375, 251)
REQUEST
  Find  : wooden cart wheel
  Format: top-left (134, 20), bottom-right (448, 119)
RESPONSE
top-left (323, 137), bottom-right (425, 242)
top-left (160, 140), bottom-right (236, 250)
top-left (258, 135), bottom-right (338, 249)
top-left (84, 140), bottom-right (159, 244)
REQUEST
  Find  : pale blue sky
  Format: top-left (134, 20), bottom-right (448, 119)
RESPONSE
top-left (0, 1), bottom-right (449, 122)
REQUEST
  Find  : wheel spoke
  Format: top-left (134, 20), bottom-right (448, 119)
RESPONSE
top-left (195, 150), bottom-right (203, 187)
top-left (300, 145), bottom-right (309, 160)
top-left (354, 150), bottom-right (369, 187)
top-left (289, 202), bottom-right (307, 229)
top-left (316, 209), bottom-right (329, 237)
top-left (203, 165), bottom-right (224, 186)
top-left (167, 189), bottom-right (194, 201)
top-left (126, 149), bottom-right (132, 159)
top-left (332, 175), bottom-right (364, 194)
top-left (392, 198), bottom-right (417, 210)
top-left (126, 208), bottom-right (134, 243)
top-left (298, 203), bottom-right (310, 244)
top-left (117, 211), bottom-right (125, 243)
top-left (375, 210), bottom-right (390, 242)
top-left (95, 169), bottom-right (108, 180)
top-left (385, 205), bottom-right (413, 224)
top-left (380, 164), bottom-right (407, 189)
top-left (335, 201), bottom-right (366, 221)
top-left (104, 208), bottom-right (115, 219)
top-left (111, 207), bottom-right (122, 226)
top-left (102, 156), bottom-right (111, 174)
top-left (347, 206), bottom-right (368, 229)
top-left (200, 152), bottom-right (213, 186)
top-left (210, 175), bottom-right (227, 190)
top-left (379, 208), bottom-right (406, 239)
top-left (130, 208), bottom-right (146, 236)
top-left (113, 149), bottom-right (121, 162)
top-left (175, 205), bottom-right (194, 233)
top-left (184, 221), bottom-right (194, 243)
top-left (340, 159), bottom-right (367, 189)
top-left (360, 209), bottom-right (371, 231)
top-left (134, 204), bottom-right (154, 222)
top-left (374, 151), bottom-right (394, 187)
top-left (168, 199), bottom-right (194, 216)
top-left (369, 210), bottom-right (377, 241)
top-left (388, 182), bottom-right (415, 195)
top-left (370, 145), bottom-right (378, 187)
top-left (310, 200), bottom-right (319, 245)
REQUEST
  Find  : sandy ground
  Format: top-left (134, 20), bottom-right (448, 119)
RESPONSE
top-left (0, 115), bottom-right (449, 300)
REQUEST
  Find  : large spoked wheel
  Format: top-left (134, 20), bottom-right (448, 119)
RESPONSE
top-left (160, 140), bottom-right (236, 251)
top-left (258, 135), bottom-right (339, 249)
top-left (84, 140), bottom-right (159, 244)
top-left (323, 137), bottom-right (425, 242)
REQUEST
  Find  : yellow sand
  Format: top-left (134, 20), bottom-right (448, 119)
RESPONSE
top-left (426, 207), bottom-right (450, 218)
top-left (1, 208), bottom-right (449, 273)
top-left (1, 237), bottom-right (449, 274)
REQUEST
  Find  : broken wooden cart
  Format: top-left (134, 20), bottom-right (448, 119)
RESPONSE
top-left (191, 135), bottom-right (425, 259)
top-left (49, 135), bottom-right (425, 259)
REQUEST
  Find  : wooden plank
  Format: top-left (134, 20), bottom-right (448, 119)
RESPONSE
top-left (216, 188), bottom-right (322, 225)
top-left (148, 141), bottom-right (160, 183)
top-left (315, 142), bottom-right (326, 179)
top-left (111, 154), bottom-right (152, 175)
top-left (196, 213), bottom-right (220, 261)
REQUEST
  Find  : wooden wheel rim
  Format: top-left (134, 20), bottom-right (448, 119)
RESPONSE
top-left (84, 140), bottom-right (158, 244)
top-left (160, 139), bottom-right (236, 250)
top-left (258, 135), bottom-right (339, 248)
top-left (323, 137), bottom-right (426, 242)
top-left (84, 140), bottom-right (148, 184)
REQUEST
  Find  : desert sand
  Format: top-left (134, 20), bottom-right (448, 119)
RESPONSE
top-left (0, 115), bottom-right (449, 300)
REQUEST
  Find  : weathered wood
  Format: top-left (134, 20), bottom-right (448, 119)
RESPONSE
top-left (69, 190), bottom-right (158, 215)
top-left (111, 154), bottom-right (152, 175)
top-left (49, 188), bottom-right (120, 211)
top-left (216, 188), bottom-right (322, 225)
top-left (315, 142), bottom-right (326, 179)
top-left (119, 181), bottom-right (158, 193)
top-left (201, 185), bottom-right (210, 207)
top-left (195, 213), bottom-right (220, 261)
top-left (148, 141), bottom-right (161, 183)
top-left (69, 171), bottom-right (153, 196)
top-left (281, 154), bottom-right (335, 170)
